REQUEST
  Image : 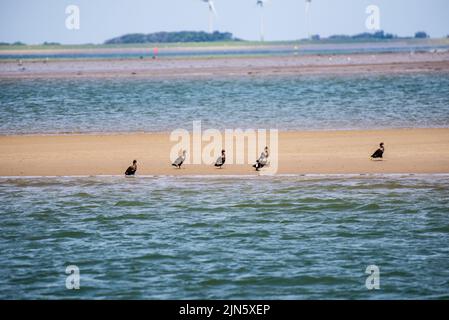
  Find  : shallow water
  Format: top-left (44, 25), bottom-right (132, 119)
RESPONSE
top-left (1, 43), bottom-right (448, 60)
top-left (1, 73), bottom-right (449, 134)
top-left (1, 175), bottom-right (448, 299)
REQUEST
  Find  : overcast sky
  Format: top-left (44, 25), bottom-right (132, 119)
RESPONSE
top-left (1, 0), bottom-right (448, 44)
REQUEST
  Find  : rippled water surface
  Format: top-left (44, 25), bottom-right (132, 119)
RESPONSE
top-left (1, 175), bottom-right (448, 299)
top-left (1, 73), bottom-right (449, 134)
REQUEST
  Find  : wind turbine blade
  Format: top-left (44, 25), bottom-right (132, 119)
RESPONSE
top-left (305, 0), bottom-right (311, 14)
top-left (209, 1), bottom-right (217, 16)
top-left (259, 0), bottom-right (271, 6)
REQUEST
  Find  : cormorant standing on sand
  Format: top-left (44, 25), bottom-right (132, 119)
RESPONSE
top-left (371, 143), bottom-right (385, 159)
top-left (172, 150), bottom-right (187, 169)
top-left (125, 160), bottom-right (137, 176)
top-left (253, 146), bottom-right (269, 171)
top-left (214, 150), bottom-right (226, 168)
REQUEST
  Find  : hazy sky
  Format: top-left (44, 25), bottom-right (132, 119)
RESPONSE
top-left (1, 0), bottom-right (448, 44)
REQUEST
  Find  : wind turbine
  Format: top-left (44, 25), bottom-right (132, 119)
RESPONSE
top-left (202, 0), bottom-right (217, 33)
top-left (256, 0), bottom-right (270, 42)
top-left (305, 0), bottom-right (312, 39)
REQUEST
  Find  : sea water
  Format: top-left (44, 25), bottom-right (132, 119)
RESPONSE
top-left (0, 73), bottom-right (449, 299)
top-left (0, 73), bottom-right (449, 134)
top-left (0, 175), bottom-right (448, 299)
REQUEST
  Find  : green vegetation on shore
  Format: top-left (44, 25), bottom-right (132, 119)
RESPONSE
top-left (104, 31), bottom-right (240, 44)
top-left (1, 33), bottom-right (448, 52)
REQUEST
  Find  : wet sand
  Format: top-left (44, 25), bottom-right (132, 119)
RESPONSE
top-left (1, 51), bottom-right (449, 79)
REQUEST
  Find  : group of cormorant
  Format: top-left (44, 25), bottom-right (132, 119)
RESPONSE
top-left (125, 143), bottom-right (385, 176)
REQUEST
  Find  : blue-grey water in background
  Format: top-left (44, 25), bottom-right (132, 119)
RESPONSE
top-left (1, 73), bottom-right (449, 134)
top-left (0, 175), bottom-right (448, 299)
top-left (1, 44), bottom-right (448, 60)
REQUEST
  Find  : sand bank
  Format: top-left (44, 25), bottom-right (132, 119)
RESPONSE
top-left (1, 51), bottom-right (449, 79)
top-left (0, 128), bottom-right (448, 176)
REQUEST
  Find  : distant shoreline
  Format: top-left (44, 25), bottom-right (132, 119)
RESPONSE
top-left (1, 51), bottom-right (449, 79)
top-left (1, 37), bottom-right (448, 50)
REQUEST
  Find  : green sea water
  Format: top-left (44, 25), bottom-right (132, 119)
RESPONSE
top-left (1, 175), bottom-right (448, 299)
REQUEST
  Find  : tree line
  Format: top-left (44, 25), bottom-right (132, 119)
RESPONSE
top-left (104, 31), bottom-right (240, 44)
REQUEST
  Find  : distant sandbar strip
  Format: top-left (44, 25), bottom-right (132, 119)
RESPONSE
top-left (1, 52), bottom-right (449, 79)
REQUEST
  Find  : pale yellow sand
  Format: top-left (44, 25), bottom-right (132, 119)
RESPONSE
top-left (1, 128), bottom-right (448, 176)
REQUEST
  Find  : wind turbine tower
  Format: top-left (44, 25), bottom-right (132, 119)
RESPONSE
top-left (305, 0), bottom-right (312, 39)
top-left (202, 0), bottom-right (217, 33)
top-left (257, 0), bottom-right (271, 42)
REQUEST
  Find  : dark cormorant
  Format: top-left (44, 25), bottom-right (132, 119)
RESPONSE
top-left (125, 160), bottom-right (137, 176)
top-left (371, 143), bottom-right (385, 159)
